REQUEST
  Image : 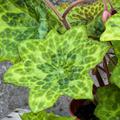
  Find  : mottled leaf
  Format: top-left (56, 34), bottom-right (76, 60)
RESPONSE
top-left (21, 111), bottom-right (75, 120)
top-left (21, 111), bottom-right (48, 120)
top-left (55, 0), bottom-right (120, 25)
top-left (87, 16), bottom-right (105, 40)
top-left (9, 0), bottom-right (44, 20)
top-left (56, 0), bottom-right (104, 24)
top-left (0, 0), bottom-right (52, 63)
top-left (4, 26), bottom-right (109, 112)
top-left (9, 0), bottom-right (59, 37)
top-left (95, 85), bottom-right (120, 120)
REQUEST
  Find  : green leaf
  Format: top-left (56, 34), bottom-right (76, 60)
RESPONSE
top-left (48, 113), bottom-right (75, 120)
top-left (9, 0), bottom-right (42, 19)
top-left (4, 26), bottom-right (109, 112)
top-left (110, 62), bottom-right (120, 88)
top-left (112, 0), bottom-right (120, 11)
top-left (56, 0), bottom-right (120, 26)
top-left (100, 12), bottom-right (120, 41)
top-left (9, 0), bottom-right (59, 38)
top-left (9, 0), bottom-right (45, 20)
top-left (107, 55), bottom-right (117, 72)
top-left (94, 85), bottom-right (120, 120)
top-left (87, 16), bottom-right (105, 40)
top-left (21, 111), bottom-right (75, 120)
top-left (56, 0), bottom-right (104, 24)
top-left (21, 111), bottom-right (47, 120)
top-left (110, 42), bottom-right (120, 88)
top-left (112, 41), bottom-right (120, 61)
top-left (68, 0), bottom-right (104, 23)
top-left (0, 0), bottom-right (51, 63)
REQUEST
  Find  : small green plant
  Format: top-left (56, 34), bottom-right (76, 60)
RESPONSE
top-left (95, 85), bottom-right (120, 120)
top-left (0, 0), bottom-right (120, 119)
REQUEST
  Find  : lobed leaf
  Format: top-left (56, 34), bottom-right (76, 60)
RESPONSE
top-left (95, 85), bottom-right (120, 120)
top-left (0, 0), bottom-right (37, 63)
top-left (4, 26), bottom-right (109, 112)
top-left (56, 0), bottom-right (120, 26)
top-left (21, 111), bottom-right (75, 120)
top-left (9, 0), bottom-right (45, 20)
top-left (56, 0), bottom-right (104, 25)
top-left (0, 0), bottom-right (56, 63)
top-left (67, 0), bottom-right (103, 24)
top-left (9, 0), bottom-right (60, 37)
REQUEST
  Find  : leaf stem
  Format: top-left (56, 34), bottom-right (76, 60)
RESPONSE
top-left (102, 0), bottom-right (108, 10)
top-left (97, 65), bottom-right (106, 73)
top-left (107, 0), bottom-right (113, 9)
top-left (44, 0), bottom-right (71, 29)
top-left (44, 0), bottom-right (63, 21)
top-left (106, 53), bottom-right (117, 66)
top-left (44, 0), bottom-right (84, 30)
top-left (103, 57), bottom-right (110, 78)
top-left (62, 0), bottom-right (84, 19)
top-left (95, 67), bottom-right (105, 87)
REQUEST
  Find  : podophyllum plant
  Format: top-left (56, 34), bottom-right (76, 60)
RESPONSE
top-left (0, 0), bottom-right (120, 119)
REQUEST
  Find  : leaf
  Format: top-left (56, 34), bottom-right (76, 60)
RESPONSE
top-left (67, 0), bottom-right (104, 24)
top-left (21, 111), bottom-right (47, 120)
top-left (4, 26), bottom-right (109, 112)
top-left (110, 62), bottom-right (120, 88)
top-left (87, 16), bottom-right (105, 40)
top-left (98, 20), bottom-right (120, 90)
top-left (48, 113), bottom-right (75, 120)
top-left (0, 0), bottom-right (38, 63)
top-left (21, 111), bottom-right (75, 120)
top-left (9, 0), bottom-right (42, 19)
top-left (56, 0), bottom-right (120, 26)
top-left (56, 0), bottom-right (104, 24)
top-left (112, 41), bottom-right (120, 61)
top-left (107, 55), bottom-right (117, 72)
top-left (110, 42), bottom-right (120, 88)
top-left (9, 0), bottom-right (46, 20)
top-left (94, 85), bottom-right (120, 120)
top-left (0, 0), bottom-right (52, 63)
top-left (9, 0), bottom-right (59, 38)
top-left (112, 0), bottom-right (120, 11)
top-left (100, 12), bottom-right (120, 41)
